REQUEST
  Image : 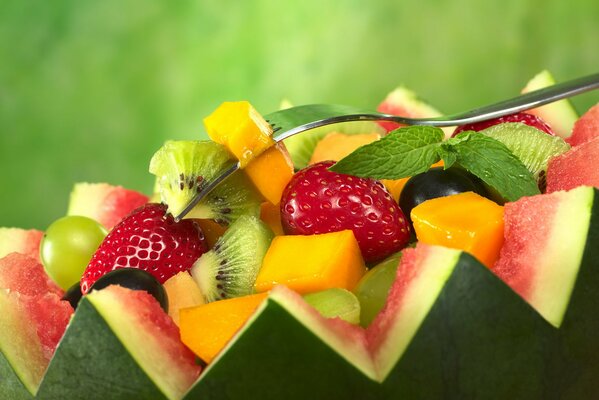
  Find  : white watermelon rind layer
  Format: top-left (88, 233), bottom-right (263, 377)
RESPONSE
top-left (370, 246), bottom-right (461, 380)
top-left (526, 186), bottom-right (593, 328)
top-left (0, 290), bottom-right (46, 396)
top-left (522, 70), bottom-right (579, 139)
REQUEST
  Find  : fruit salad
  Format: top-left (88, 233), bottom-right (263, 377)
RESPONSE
top-left (2, 70), bottom-right (599, 399)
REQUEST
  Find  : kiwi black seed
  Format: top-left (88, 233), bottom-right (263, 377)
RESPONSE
top-left (149, 140), bottom-right (261, 223)
top-left (190, 215), bottom-right (274, 302)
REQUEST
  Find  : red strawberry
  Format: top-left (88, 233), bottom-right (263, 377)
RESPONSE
top-left (280, 161), bottom-right (410, 263)
top-left (452, 112), bottom-right (554, 136)
top-left (80, 203), bottom-right (208, 294)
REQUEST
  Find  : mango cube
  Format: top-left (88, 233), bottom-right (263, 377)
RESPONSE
top-left (244, 143), bottom-right (294, 205)
top-left (411, 191), bottom-right (504, 268)
top-left (203, 101), bottom-right (274, 168)
top-left (180, 293), bottom-right (268, 363)
top-left (254, 230), bottom-right (366, 294)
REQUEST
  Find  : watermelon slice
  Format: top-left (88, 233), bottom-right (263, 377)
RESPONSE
top-left (66, 182), bottom-right (149, 230)
top-left (566, 103), bottom-right (599, 147)
top-left (0, 254), bottom-right (73, 397)
top-left (0, 228), bottom-right (43, 263)
top-left (546, 137), bottom-right (599, 193)
top-left (521, 70), bottom-right (579, 139)
top-left (493, 186), bottom-right (593, 327)
top-left (377, 86), bottom-right (454, 137)
top-left (37, 285), bottom-right (201, 400)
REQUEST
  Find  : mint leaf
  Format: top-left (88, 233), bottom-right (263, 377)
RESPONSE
top-left (330, 126), bottom-right (444, 179)
top-left (452, 134), bottom-right (541, 202)
top-left (436, 143), bottom-right (457, 168)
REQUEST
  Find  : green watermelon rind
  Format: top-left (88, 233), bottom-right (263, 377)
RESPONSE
top-left (36, 298), bottom-right (167, 400)
top-left (0, 351), bottom-right (32, 400)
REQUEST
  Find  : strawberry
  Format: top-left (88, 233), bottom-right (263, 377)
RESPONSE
top-left (280, 161), bottom-right (410, 263)
top-left (452, 112), bottom-right (554, 136)
top-left (80, 203), bottom-right (208, 294)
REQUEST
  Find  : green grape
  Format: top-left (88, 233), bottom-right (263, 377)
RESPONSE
top-left (40, 216), bottom-right (107, 290)
top-left (303, 288), bottom-right (361, 325)
top-left (353, 252), bottom-right (402, 327)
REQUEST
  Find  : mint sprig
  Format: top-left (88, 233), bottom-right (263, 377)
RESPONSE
top-left (330, 126), bottom-right (540, 202)
top-left (330, 126), bottom-right (444, 179)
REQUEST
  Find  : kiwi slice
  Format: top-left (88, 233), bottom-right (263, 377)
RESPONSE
top-left (283, 120), bottom-right (386, 170)
top-left (190, 215), bottom-right (274, 302)
top-left (149, 140), bottom-right (262, 223)
top-left (303, 288), bottom-right (361, 324)
top-left (481, 122), bottom-right (570, 187)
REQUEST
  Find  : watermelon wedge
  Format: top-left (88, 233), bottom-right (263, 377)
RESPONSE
top-left (67, 182), bottom-right (149, 230)
top-left (0, 228), bottom-right (43, 263)
top-left (37, 285), bottom-right (201, 400)
top-left (0, 253), bottom-right (73, 397)
top-left (546, 137), bottom-right (599, 193)
top-left (566, 103), bottom-right (599, 147)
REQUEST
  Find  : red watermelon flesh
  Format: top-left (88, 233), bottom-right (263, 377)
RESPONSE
top-left (87, 285), bottom-right (201, 399)
top-left (0, 228), bottom-right (43, 263)
top-left (546, 136), bottom-right (599, 193)
top-left (67, 182), bottom-right (149, 230)
top-left (492, 186), bottom-right (593, 327)
top-left (0, 253), bottom-right (63, 297)
top-left (566, 103), bottom-right (599, 147)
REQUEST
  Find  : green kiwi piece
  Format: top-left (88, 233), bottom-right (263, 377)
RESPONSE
top-left (283, 120), bottom-right (385, 170)
top-left (481, 122), bottom-right (571, 188)
top-left (149, 140), bottom-right (262, 223)
top-left (303, 288), bottom-right (361, 324)
top-left (190, 215), bottom-right (274, 302)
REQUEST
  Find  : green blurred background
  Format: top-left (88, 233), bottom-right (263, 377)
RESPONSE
top-left (1, 0), bottom-right (598, 229)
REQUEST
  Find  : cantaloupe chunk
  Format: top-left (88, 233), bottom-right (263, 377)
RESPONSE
top-left (179, 293), bottom-right (268, 363)
top-left (163, 272), bottom-right (205, 326)
top-left (203, 101), bottom-right (274, 168)
top-left (244, 143), bottom-right (294, 205)
top-left (195, 219), bottom-right (227, 249)
top-left (411, 192), bottom-right (504, 268)
top-left (260, 202), bottom-right (284, 236)
top-left (309, 132), bottom-right (381, 165)
top-left (254, 230), bottom-right (366, 294)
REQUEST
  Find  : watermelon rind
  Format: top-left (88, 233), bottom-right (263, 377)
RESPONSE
top-left (0, 350), bottom-right (32, 400)
top-left (522, 70), bottom-right (579, 139)
top-left (36, 298), bottom-right (167, 400)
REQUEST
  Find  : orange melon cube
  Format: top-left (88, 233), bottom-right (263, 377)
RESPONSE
top-left (260, 202), bottom-right (285, 236)
top-left (203, 101), bottom-right (274, 168)
top-left (163, 272), bottom-right (205, 326)
top-left (179, 293), bottom-right (268, 363)
top-left (411, 191), bottom-right (504, 268)
top-left (309, 132), bottom-right (381, 165)
top-left (244, 143), bottom-right (294, 205)
top-left (254, 230), bottom-right (366, 294)
top-left (195, 219), bottom-right (227, 249)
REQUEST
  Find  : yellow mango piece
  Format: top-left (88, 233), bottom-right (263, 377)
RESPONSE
top-left (163, 272), bottom-right (205, 326)
top-left (180, 293), bottom-right (268, 363)
top-left (381, 161), bottom-right (444, 202)
top-left (411, 191), bottom-right (504, 268)
top-left (260, 202), bottom-right (285, 236)
top-left (203, 101), bottom-right (274, 168)
top-left (244, 143), bottom-right (294, 205)
top-left (254, 230), bottom-right (366, 294)
top-left (309, 132), bottom-right (381, 165)
top-left (195, 219), bottom-right (227, 249)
